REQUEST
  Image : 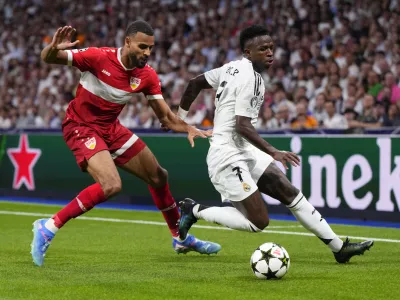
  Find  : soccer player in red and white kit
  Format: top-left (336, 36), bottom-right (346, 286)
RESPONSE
top-left (30, 21), bottom-right (221, 266)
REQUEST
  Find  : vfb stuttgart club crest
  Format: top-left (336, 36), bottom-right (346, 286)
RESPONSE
top-left (130, 77), bottom-right (141, 90)
top-left (85, 137), bottom-right (96, 150)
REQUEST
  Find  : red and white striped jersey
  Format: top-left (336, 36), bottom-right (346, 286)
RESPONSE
top-left (65, 47), bottom-right (163, 126)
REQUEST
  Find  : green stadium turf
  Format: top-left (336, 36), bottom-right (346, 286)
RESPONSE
top-left (0, 202), bottom-right (399, 300)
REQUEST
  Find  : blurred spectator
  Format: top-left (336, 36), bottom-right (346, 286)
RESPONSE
top-left (367, 71), bottom-right (383, 97)
top-left (323, 100), bottom-right (347, 129)
top-left (383, 104), bottom-right (400, 127)
top-left (377, 72), bottom-right (400, 104)
top-left (256, 105), bottom-right (279, 130)
top-left (0, 0), bottom-right (399, 131)
top-left (309, 92), bottom-right (328, 124)
top-left (359, 94), bottom-right (378, 123)
top-left (276, 105), bottom-right (291, 129)
top-left (291, 103), bottom-right (318, 129)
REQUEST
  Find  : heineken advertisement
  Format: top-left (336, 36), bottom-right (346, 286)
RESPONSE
top-left (0, 133), bottom-right (399, 222)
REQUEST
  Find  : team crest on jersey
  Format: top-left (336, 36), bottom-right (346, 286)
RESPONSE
top-left (250, 95), bottom-right (264, 110)
top-left (250, 96), bottom-right (258, 108)
top-left (130, 77), bottom-right (141, 90)
top-left (242, 182), bottom-right (251, 192)
top-left (84, 137), bottom-right (96, 150)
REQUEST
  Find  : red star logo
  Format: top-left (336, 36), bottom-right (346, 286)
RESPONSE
top-left (7, 134), bottom-right (41, 191)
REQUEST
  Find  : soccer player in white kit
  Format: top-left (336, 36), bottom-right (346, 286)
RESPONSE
top-left (176, 25), bottom-right (373, 263)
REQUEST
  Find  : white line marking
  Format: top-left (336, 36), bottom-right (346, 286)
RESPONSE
top-left (0, 210), bottom-right (399, 243)
top-left (0, 210), bottom-right (300, 229)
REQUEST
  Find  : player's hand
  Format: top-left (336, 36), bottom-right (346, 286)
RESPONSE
top-left (187, 126), bottom-right (212, 148)
top-left (271, 150), bottom-right (300, 169)
top-left (51, 26), bottom-right (79, 50)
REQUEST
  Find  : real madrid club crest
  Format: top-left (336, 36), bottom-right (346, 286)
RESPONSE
top-left (242, 182), bottom-right (251, 192)
top-left (130, 77), bottom-right (141, 90)
top-left (250, 96), bottom-right (258, 108)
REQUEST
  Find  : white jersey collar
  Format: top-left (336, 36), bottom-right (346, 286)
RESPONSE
top-left (242, 57), bottom-right (261, 75)
top-left (117, 48), bottom-right (136, 71)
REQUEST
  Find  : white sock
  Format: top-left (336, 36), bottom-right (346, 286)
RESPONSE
top-left (45, 218), bottom-right (59, 234)
top-left (193, 204), bottom-right (261, 232)
top-left (287, 192), bottom-right (343, 252)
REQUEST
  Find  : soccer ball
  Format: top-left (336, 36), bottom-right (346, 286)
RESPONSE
top-left (250, 242), bottom-right (290, 279)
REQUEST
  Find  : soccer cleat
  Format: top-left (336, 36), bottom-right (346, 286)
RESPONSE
top-left (172, 234), bottom-right (221, 255)
top-left (333, 238), bottom-right (374, 263)
top-left (178, 198), bottom-right (198, 240)
top-left (31, 218), bottom-right (55, 266)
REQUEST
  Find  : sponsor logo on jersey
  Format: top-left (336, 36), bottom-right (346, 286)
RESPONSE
top-left (72, 48), bottom-right (88, 53)
top-left (102, 69), bottom-right (111, 76)
top-left (242, 182), bottom-right (251, 192)
top-left (84, 137), bottom-right (96, 150)
top-left (130, 77), bottom-right (141, 90)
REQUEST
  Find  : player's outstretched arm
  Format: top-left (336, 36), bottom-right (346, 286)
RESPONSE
top-left (235, 115), bottom-right (300, 169)
top-left (41, 26), bottom-right (79, 65)
top-left (149, 99), bottom-right (212, 147)
top-left (177, 74), bottom-right (213, 119)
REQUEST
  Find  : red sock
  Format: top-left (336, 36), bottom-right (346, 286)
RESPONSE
top-left (53, 183), bottom-right (106, 228)
top-left (148, 183), bottom-right (180, 237)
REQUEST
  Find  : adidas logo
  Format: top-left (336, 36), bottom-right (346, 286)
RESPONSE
top-left (102, 69), bottom-right (111, 76)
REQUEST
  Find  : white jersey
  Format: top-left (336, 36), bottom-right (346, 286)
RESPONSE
top-left (204, 57), bottom-right (265, 149)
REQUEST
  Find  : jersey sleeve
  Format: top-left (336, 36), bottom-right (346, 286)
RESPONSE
top-left (204, 67), bottom-right (223, 89)
top-left (66, 47), bottom-right (102, 72)
top-left (144, 69), bottom-right (163, 100)
top-left (235, 75), bottom-right (258, 118)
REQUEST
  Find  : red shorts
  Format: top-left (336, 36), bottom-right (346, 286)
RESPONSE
top-left (62, 119), bottom-right (146, 171)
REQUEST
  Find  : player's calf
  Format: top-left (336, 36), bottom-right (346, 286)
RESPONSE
top-left (231, 191), bottom-right (270, 231)
top-left (179, 198), bottom-right (264, 234)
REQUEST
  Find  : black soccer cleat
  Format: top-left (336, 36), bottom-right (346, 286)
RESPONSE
top-left (333, 238), bottom-right (374, 264)
top-left (178, 198), bottom-right (198, 240)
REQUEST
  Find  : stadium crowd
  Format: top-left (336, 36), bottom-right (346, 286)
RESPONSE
top-left (1, 0), bottom-right (400, 131)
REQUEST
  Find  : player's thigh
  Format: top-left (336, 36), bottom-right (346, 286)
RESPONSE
top-left (257, 162), bottom-right (299, 205)
top-left (62, 120), bottom-right (121, 196)
top-left (86, 150), bottom-right (122, 196)
top-left (107, 125), bottom-right (146, 167)
top-left (106, 125), bottom-right (166, 186)
top-left (211, 161), bottom-right (269, 229)
top-left (63, 120), bottom-right (109, 171)
top-left (119, 146), bottom-right (167, 188)
top-left (232, 190), bottom-right (270, 230)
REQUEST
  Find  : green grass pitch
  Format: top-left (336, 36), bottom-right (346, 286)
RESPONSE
top-left (0, 201), bottom-right (399, 300)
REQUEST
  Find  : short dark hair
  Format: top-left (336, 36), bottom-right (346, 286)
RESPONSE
top-left (298, 95), bottom-right (309, 102)
top-left (125, 20), bottom-right (154, 37)
top-left (325, 100), bottom-right (336, 107)
top-left (239, 25), bottom-right (269, 52)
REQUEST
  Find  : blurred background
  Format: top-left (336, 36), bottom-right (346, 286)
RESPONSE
top-left (1, 0), bottom-right (399, 133)
top-left (1, 0), bottom-right (400, 222)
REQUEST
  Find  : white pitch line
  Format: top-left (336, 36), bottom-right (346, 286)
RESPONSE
top-left (0, 210), bottom-right (300, 229)
top-left (0, 210), bottom-right (399, 243)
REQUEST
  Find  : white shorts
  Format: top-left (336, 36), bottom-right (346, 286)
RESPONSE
top-left (207, 144), bottom-right (274, 202)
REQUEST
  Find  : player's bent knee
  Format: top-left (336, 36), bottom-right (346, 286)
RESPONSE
top-left (250, 217), bottom-right (269, 231)
top-left (101, 178), bottom-right (122, 198)
top-left (148, 165), bottom-right (168, 188)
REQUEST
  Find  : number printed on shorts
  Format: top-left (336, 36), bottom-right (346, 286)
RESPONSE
top-left (232, 166), bottom-right (243, 182)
